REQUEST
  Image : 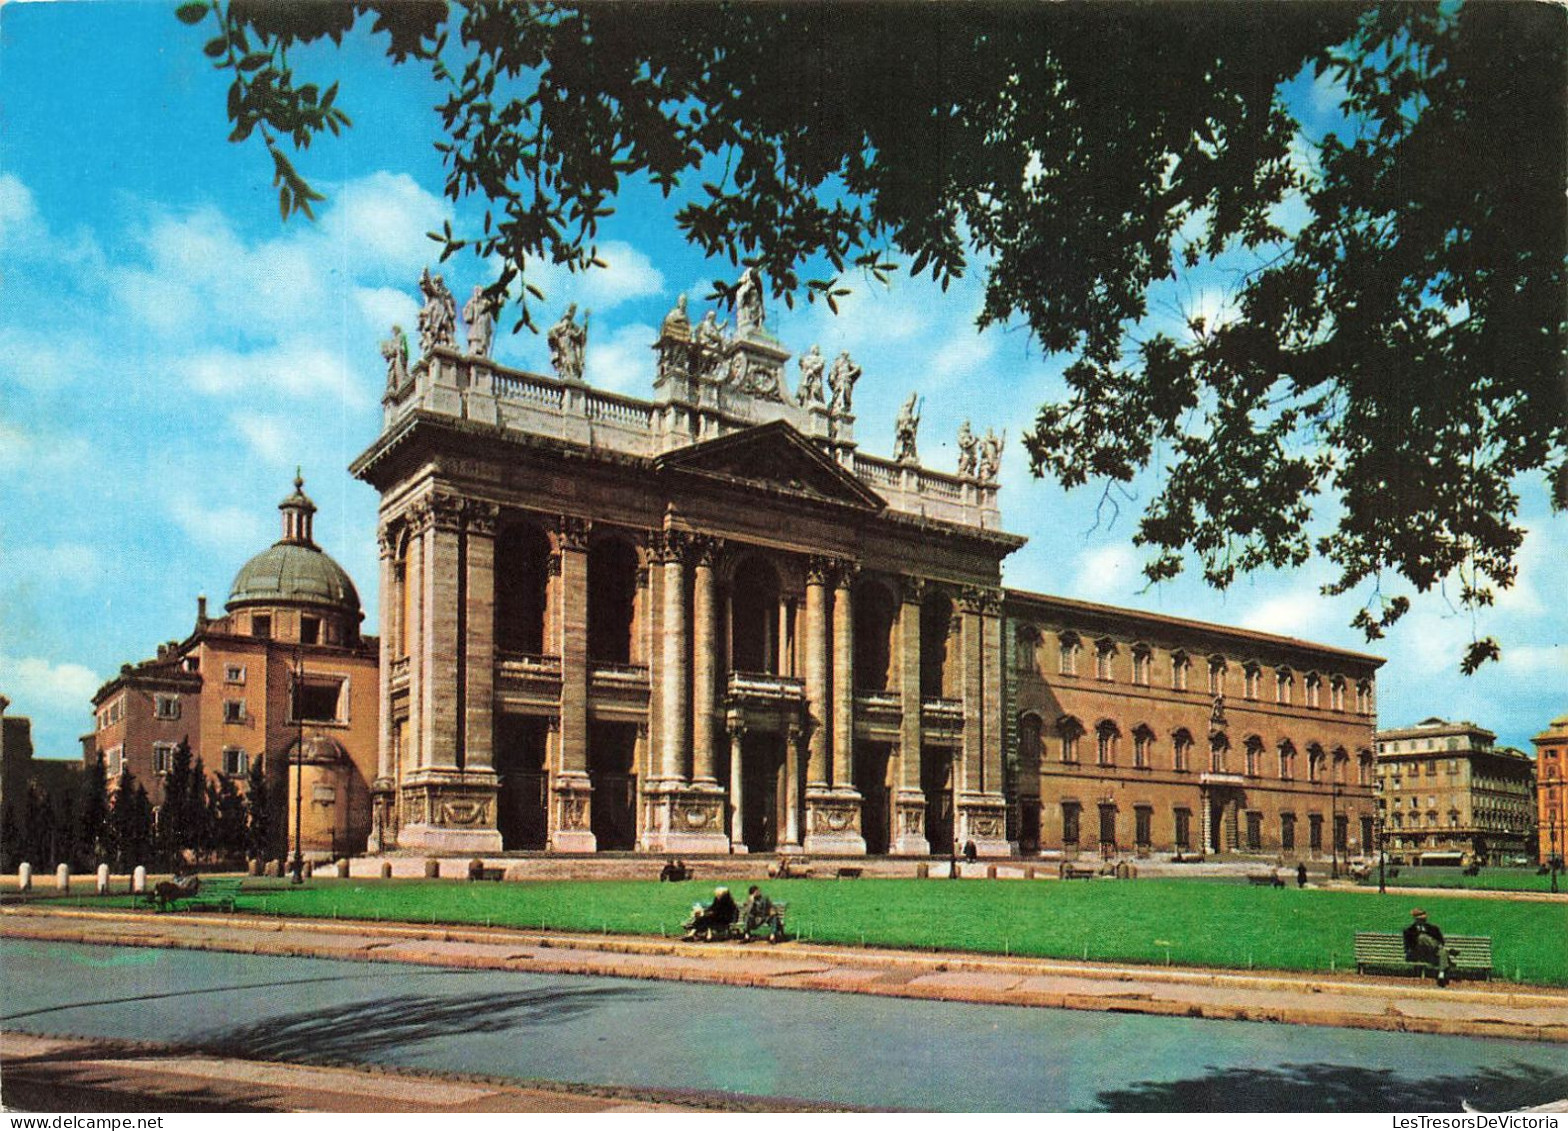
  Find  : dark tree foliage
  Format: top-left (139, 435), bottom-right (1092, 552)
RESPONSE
top-left (179, 1), bottom-right (1567, 669)
top-left (156, 739), bottom-right (204, 865)
top-left (0, 801), bottom-right (20, 873)
top-left (109, 769), bottom-right (155, 873)
top-left (77, 752), bottom-right (110, 868)
top-left (22, 785), bottom-right (55, 870)
top-left (213, 774), bottom-right (247, 861)
top-left (245, 753), bottom-right (272, 863)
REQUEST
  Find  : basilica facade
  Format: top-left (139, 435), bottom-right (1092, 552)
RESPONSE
top-left (353, 275), bottom-right (1379, 859)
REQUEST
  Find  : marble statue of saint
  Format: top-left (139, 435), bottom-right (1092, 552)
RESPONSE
top-left (417, 268), bottom-right (458, 355)
top-left (548, 303), bottom-right (589, 381)
top-left (694, 309), bottom-right (725, 375)
top-left (894, 392), bottom-right (922, 462)
top-left (797, 345), bottom-right (826, 405)
top-left (957, 420), bottom-right (978, 477)
top-left (463, 285), bottom-right (496, 359)
top-left (978, 427), bottom-right (1005, 482)
top-left (736, 266), bottom-right (765, 335)
top-left (661, 293), bottom-right (690, 337)
top-left (380, 324), bottom-right (409, 389)
top-left (828, 350), bottom-right (861, 415)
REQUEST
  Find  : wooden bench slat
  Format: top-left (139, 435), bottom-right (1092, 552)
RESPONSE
top-left (1353, 931), bottom-right (1492, 979)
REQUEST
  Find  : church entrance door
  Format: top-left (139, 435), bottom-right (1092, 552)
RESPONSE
top-left (921, 746), bottom-right (955, 855)
top-left (741, 733), bottom-right (783, 851)
top-left (589, 722), bottom-right (638, 850)
top-left (856, 742), bottom-right (892, 854)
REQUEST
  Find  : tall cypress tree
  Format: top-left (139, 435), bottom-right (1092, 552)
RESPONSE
top-left (78, 752), bottom-right (110, 869)
top-left (244, 754), bottom-right (272, 864)
top-left (157, 739), bottom-right (196, 867)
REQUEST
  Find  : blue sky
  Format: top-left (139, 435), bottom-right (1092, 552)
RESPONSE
top-left (2, 2), bottom-right (1562, 763)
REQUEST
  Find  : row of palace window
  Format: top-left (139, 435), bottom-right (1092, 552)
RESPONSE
top-left (106, 743), bottom-right (250, 778)
top-left (1059, 802), bottom-right (1369, 851)
top-left (1029, 717), bottom-right (1375, 784)
top-left (1022, 630), bottom-right (1373, 712)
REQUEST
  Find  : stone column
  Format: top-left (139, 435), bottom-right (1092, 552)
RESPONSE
top-left (980, 588), bottom-right (1004, 799)
top-left (660, 531), bottom-right (690, 782)
top-left (960, 588), bottom-right (984, 795)
top-left (552, 515), bottom-right (596, 852)
top-left (422, 494), bottom-right (464, 771)
top-left (956, 586), bottom-right (1008, 857)
top-left (803, 557), bottom-right (831, 789)
top-left (691, 536), bottom-right (720, 785)
top-left (892, 576), bottom-right (928, 854)
top-left (405, 514), bottom-right (424, 773)
top-left (372, 523), bottom-right (397, 851)
top-left (728, 715), bottom-right (747, 851)
top-left (464, 502), bottom-right (498, 773)
top-left (783, 721), bottom-right (802, 848)
top-left (831, 565), bottom-right (858, 790)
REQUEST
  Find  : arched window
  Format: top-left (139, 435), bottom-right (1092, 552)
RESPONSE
top-left (1056, 716), bottom-right (1084, 763)
top-left (1244, 735), bottom-right (1264, 776)
top-left (587, 536), bottom-right (640, 665)
top-left (495, 521), bottom-right (553, 655)
top-left (1133, 724), bottom-right (1155, 769)
top-left (1358, 749), bottom-right (1375, 786)
top-left (1171, 650), bottom-right (1191, 691)
top-left (1304, 672), bottom-right (1322, 708)
top-left (1096, 720), bottom-right (1120, 766)
top-left (1278, 740), bottom-right (1296, 780)
top-left (1172, 728), bottom-right (1194, 772)
top-left (1058, 631), bottom-right (1081, 677)
top-left (1131, 643), bottom-right (1152, 686)
top-left (853, 578), bottom-right (898, 691)
top-left (1330, 676), bottom-right (1346, 711)
top-left (1332, 746), bottom-right (1350, 784)
top-left (1014, 624), bottom-right (1041, 677)
top-left (1095, 639), bottom-right (1118, 681)
top-left (921, 591), bottom-right (956, 698)
top-left (731, 555), bottom-right (782, 673)
top-left (1208, 655), bottom-right (1228, 696)
top-left (1243, 662), bottom-right (1261, 700)
top-left (1356, 679), bottom-right (1375, 714)
top-left (1307, 743), bottom-right (1326, 782)
top-left (1209, 732), bottom-right (1229, 773)
top-left (1276, 666), bottom-right (1294, 704)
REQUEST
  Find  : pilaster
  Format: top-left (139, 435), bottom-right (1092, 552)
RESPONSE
top-left (892, 575), bottom-right (928, 854)
top-left (552, 514), bottom-right (596, 852)
top-left (691, 536), bottom-right (721, 785)
top-left (464, 502), bottom-right (498, 773)
top-left (804, 556), bottom-right (831, 789)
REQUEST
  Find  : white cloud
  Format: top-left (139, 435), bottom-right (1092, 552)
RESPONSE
top-left (1241, 588), bottom-right (1336, 639)
top-left (231, 411), bottom-right (294, 464)
top-left (0, 173), bottom-right (39, 241)
top-left (586, 322), bottom-right (659, 394)
top-left (172, 496), bottom-right (267, 554)
top-left (323, 172), bottom-right (449, 274)
top-left (0, 653), bottom-right (102, 716)
top-left (1070, 544), bottom-right (1144, 602)
top-left (353, 286), bottom-right (421, 337)
top-left (177, 342), bottom-right (369, 406)
top-left (524, 240), bottom-right (666, 314)
top-left (1, 541), bottom-right (104, 591)
top-left (0, 416), bottom-right (89, 473)
top-left (0, 328), bottom-right (96, 391)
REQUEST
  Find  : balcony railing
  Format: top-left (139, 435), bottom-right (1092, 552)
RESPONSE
top-left (496, 652), bottom-right (562, 680)
top-left (389, 657), bottom-right (410, 688)
top-left (921, 697), bottom-right (964, 730)
top-left (727, 671), bottom-right (806, 702)
top-left (591, 662), bottom-right (650, 689)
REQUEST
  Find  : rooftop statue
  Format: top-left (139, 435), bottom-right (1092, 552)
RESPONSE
top-left (957, 420), bottom-right (978, 477)
top-left (827, 350), bottom-right (861, 415)
top-left (548, 303), bottom-right (589, 382)
top-left (978, 427), bottom-right (1006, 483)
top-left (380, 324), bottom-right (409, 390)
top-left (463, 285), bottom-right (496, 359)
top-left (417, 268), bottom-right (457, 356)
top-left (894, 392), bottom-right (922, 463)
top-left (797, 344), bottom-right (826, 405)
top-left (736, 266), bottom-right (765, 336)
top-left (661, 293), bottom-right (690, 337)
top-left (694, 309), bottom-right (726, 376)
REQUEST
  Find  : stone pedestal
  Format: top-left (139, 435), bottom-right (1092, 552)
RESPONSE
top-left (891, 789), bottom-right (931, 856)
top-left (549, 771), bottom-right (598, 853)
top-left (395, 769), bottom-right (503, 854)
top-left (957, 793), bottom-right (1011, 857)
top-left (803, 788), bottom-right (867, 855)
top-left (639, 783), bottom-right (730, 854)
top-left (369, 776), bottom-right (397, 853)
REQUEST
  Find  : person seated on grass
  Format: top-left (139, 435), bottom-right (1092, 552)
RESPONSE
top-left (737, 885), bottom-right (784, 942)
top-left (682, 886), bottom-right (739, 940)
top-left (659, 858), bottom-right (686, 882)
top-left (1403, 908), bottom-right (1457, 986)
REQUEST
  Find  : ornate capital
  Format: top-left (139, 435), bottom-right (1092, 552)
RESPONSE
top-left (465, 500), bottom-right (500, 537)
top-left (806, 554), bottom-right (848, 587)
top-left (690, 533), bottom-right (722, 568)
top-left (427, 491), bottom-right (465, 533)
top-left (959, 586), bottom-right (1001, 615)
top-left (834, 561), bottom-right (861, 591)
top-left (544, 553), bottom-right (562, 578)
top-left (557, 514), bottom-right (591, 552)
top-left (899, 575), bottom-right (926, 605)
top-left (654, 529), bottom-right (692, 565)
top-left (377, 521), bottom-right (399, 559)
top-left (635, 565), bottom-right (650, 590)
top-left (726, 715), bottom-right (747, 741)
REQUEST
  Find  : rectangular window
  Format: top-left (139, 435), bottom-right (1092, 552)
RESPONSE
top-left (223, 699), bottom-right (245, 724)
top-left (292, 675), bottom-right (348, 724)
top-left (105, 745), bottom-right (124, 777)
top-left (154, 694), bottom-right (180, 720)
top-left (1135, 806), bottom-right (1152, 847)
top-left (225, 664), bottom-right (245, 684)
top-left (1174, 808), bottom-right (1191, 850)
top-left (1098, 804), bottom-right (1117, 848)
top-left (152, 742), bottom-right (174, 775)
top-left (1246, 811), bottom-right (1262, 850)
top-left (222, 747), bottom-right (249, 777)
top-left (252, 614), bottom-right (272, 639)
top-left (1309, 814), bottom-right (1324, 851)
top-left (301, 615), bottom-right (321, 645)
top-left (1334, 815), bottom-right (1348, 851)
top-left (1061, 803), bottom-right (1081, 845)
top-left (1281, 813), bottom-right (1296, 850)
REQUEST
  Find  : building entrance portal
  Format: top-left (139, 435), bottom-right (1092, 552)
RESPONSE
top-left (740, 732), bottom-right (785, 851)
top-left (856, 742), bottom-right (893, 854)
top-left (589, 722), bottom-right (638, 850)
top-left (495, 716), bottom-right (549, 850)
top-left (922, 746), bottom-right (955, 856)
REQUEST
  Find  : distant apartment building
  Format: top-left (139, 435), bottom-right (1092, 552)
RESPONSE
top-left (83, 476), bottom-right (379, 858)
top-left (1374, 717), bottom-right (1535, 865)
top-left (1533, 714), bottom-right (1567, 866)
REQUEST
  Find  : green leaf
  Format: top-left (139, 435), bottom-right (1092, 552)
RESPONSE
top-left (175, 2), bottom-right (209, 26)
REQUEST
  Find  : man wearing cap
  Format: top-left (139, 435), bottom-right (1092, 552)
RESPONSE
top-left (1403, 908), bottom-right (1455, 986)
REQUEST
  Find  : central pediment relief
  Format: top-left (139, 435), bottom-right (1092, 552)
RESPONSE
top-left (655, 421), bottom-right (885, 511)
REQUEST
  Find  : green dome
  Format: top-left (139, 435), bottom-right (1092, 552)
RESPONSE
top-left (227, 541), bottom-right (361, 616)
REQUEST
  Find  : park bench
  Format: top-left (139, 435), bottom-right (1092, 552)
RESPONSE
top-left (1059, 862), bottom-right (1099, 880)
top-left (1247, 872), bottom-right (1286, 888)
top-left (1353, 931), bottom-right (1493, 981)
top-left (149, 876), bottom-right (243, 913)
top-left (836, 866), bottom-right (864, 879)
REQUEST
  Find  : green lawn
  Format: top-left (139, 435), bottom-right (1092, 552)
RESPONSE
top-left (38, 875), bottom-right (1568, 987)
top-left (1354, 867), bottom-right (1563, 893)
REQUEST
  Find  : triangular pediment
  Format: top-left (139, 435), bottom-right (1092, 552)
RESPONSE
top-left (655, 421), bottom-right (885, 511)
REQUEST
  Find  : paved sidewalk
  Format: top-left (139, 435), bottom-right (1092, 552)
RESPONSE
top-left (5, 905), bottom-right (1565, 1044)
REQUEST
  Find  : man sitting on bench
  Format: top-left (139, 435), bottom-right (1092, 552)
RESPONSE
top-left (737, 885), bottom-right (784, 942)
top-left (1403, 908), bottom-right (1457, 986)
top-left (683, 886), bottom-right (739, 941)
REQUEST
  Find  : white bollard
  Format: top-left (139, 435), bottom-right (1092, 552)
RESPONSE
top-left (133, 865), bottom-right (147, 894)
top-left (56, 863), bottom-right (70, 892)
top-left (336, 858), bottom-right (349, 878)
top-left (18, 863), bottom-right (31, 893)
top-left (97, 863), bottom-right (111, 894)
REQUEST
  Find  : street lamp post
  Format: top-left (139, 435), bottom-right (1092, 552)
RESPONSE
top-left (1551, 813), bottom-right (1561, 895)
top-left (1376, 797), bottom-right (1387, 895)
top-left (290, 649), bottom-right (304, 885)
top-left (1330, 777), bottom-right (1341, 880)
